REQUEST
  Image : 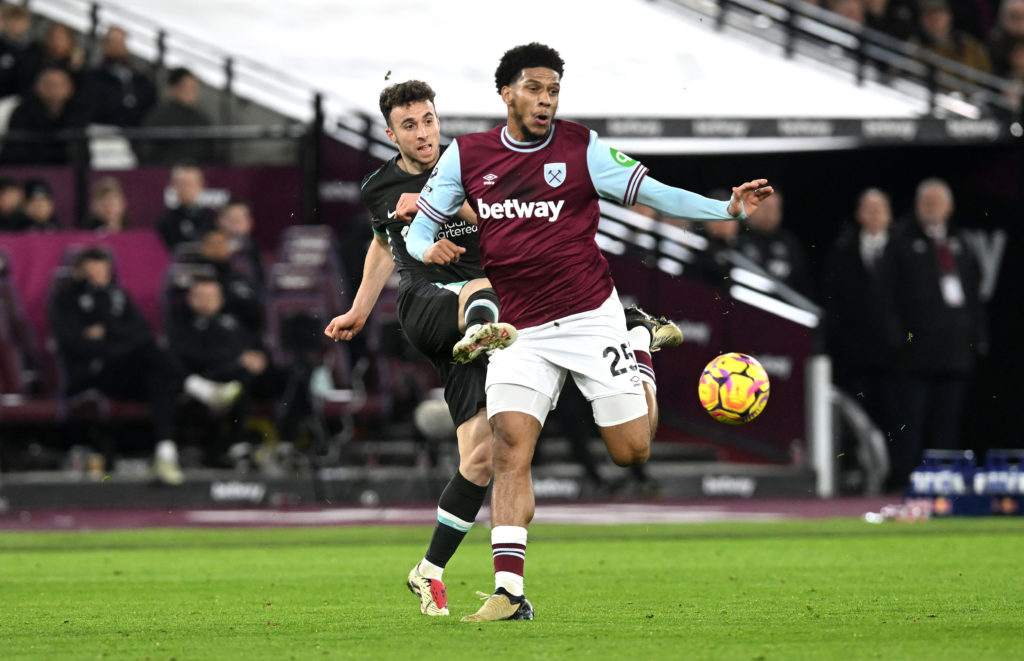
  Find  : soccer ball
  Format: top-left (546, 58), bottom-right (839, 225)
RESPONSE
top-left (698, 352), bottom-right (770, 424)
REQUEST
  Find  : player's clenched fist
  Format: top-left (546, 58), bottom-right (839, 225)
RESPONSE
top-left (423, 238), bottom-right (466, 265)
top-left (324, 311), bottom-right (365, 342)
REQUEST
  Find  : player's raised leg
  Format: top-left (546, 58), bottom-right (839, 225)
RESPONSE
top-left (599, 305), bottom-right (683, 465)
top-left (452, 278), bottom-right (517, 364)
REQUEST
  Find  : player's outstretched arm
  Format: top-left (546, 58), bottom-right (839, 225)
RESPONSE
top-left (634, 176), bottom-right (772, 222)
top-left (324, 235), bottom-right (395, 342)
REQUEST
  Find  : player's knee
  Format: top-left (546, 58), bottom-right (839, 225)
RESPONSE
top-left (461, 439), bottom-right (493, 483)
top-left (491, 426), bottom-right (530, 472)
top-left (607, 437), bottom-right (650, 467)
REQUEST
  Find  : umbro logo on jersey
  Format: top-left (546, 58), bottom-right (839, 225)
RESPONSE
top-left (387, 209), bottom-right (398, 219)
top-left (482, 173), bottom-right (498, 186)
top-left (544, 163), bottom-right (566, 188)
top-left (476, 198), bottom-right (564, 222)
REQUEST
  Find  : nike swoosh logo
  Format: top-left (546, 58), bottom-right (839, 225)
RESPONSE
top-left (387, 209), bottom-right (398, 219)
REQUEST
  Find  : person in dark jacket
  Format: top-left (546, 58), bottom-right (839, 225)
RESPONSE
top-left (0, 5), bottom-right (44, 98)
top-left (888, 177), bottom-right (986, 485)
top-left (183, 228), bottom-right (264, 334)
top-left (169, 276), bottom-right (310, 464)
top-left (80, 176), bottom-right (129, 232)
top-left (215, 198), bottom-right (265, 288)
top-left (8, 177), bottom-right (61, 232)
top-left (735, 191), bottom-right (815, 298)
top-left (155, 163), bottom-right (216, 250)
top-left (823, 188), bottom-right (903, 443)
top-left (137, 67), bottom-right (217, 165)
top-left (48, 248), bottom-right (183, 484)
top-left (0, 66), bottom-right (85, 165)
top-left (0, 176), bottom-right (25, 231)
top-left (83, 26), bottom-right (156, 127)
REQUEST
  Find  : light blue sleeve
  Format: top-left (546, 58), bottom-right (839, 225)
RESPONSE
top-left (407, 140), bottom-right (466, 262)
top-left (636, 176), bottom-right (745, 221)
top-left (585, 130), bottom-right (650, 206)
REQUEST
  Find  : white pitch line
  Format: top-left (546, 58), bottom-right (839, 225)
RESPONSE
top-left (184, 504), bottom-right (789, 526)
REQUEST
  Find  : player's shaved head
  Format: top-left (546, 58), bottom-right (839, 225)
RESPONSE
top-left (494, 43), bottom-right (565, 92)
top-left (379, 80), bottom-right (436, 127)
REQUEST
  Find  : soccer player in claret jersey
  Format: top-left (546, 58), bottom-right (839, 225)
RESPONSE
top-left (324, 81), bottom-right (516, 617)
top-left (406, 43), bottom-right (774, 622)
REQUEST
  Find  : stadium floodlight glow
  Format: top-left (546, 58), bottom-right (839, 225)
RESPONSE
top-left (606, 136), bottom-right (863, 154)
top-left (596, 234), bottom-right (626, 255)
top-left (598, 218), bottom-right (631, 239)
top-left (729, 267), bottom-right (777, 293)
top-left (369, 143), bottom-right (398, 161)
top-left (634, 233), bottom-right (656, 250)
top-left (599, 200), bottom-right (658, 232)
top-left (660, 223), bottom-right (709, 250)
top-left (658, 240), bottom-right (695, 263)
top-left (729, 285), bottom-right (820, 328)
top-left (327, 125), bottom-right (369, 150)
top-left (657, 257), bottom-right (684, 276)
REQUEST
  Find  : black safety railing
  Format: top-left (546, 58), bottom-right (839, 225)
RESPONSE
top-left (665, 0), bottom-right (1019, 118)
top-left (9, 0), bottom-right (354, 224)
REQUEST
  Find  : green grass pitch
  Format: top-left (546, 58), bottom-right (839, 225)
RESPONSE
top-left (1, 518), bottom-right (1023, 660)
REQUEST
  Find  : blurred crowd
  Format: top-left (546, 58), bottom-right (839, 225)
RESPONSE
top-left (801, 0), bottom-right (1024, 110)
top-left (0, 164), bottom-right (332, 484)
top-left (0, 4), bottom-right (1001, 491)
top-left (0, 4), bottom-right (215, 166)
top-left (640, 174), bottom-right (987, 489)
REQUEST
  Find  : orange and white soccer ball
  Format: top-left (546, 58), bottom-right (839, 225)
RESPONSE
top-left (698, 352), bottom-right (770, 424)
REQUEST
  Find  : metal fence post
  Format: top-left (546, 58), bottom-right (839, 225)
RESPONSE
top-left (302, 93), bottom-right (324, 226)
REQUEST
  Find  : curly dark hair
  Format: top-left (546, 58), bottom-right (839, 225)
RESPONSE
top-left (378, 80), bottom-right (436, 126)
top-left (494, 43), bottom-right (564, 92)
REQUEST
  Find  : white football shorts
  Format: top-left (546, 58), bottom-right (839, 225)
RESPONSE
top-left (485, 289), bottom-right (648, 426)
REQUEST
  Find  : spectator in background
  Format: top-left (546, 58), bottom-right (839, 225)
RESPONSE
top-left (735, 192), bottom-right (815, 297)
top-left (138, 67), bottom-right (217, 165)
top-left (822, 188), bottom-right (902, 443)
top-left (169, 276), bottom-right (310, 468)
top-left (0, 5), bottom-right (43, 98)
top-left (888, 178), bottom-right (986, 486)
top-left (911, 0), bottom-right (992, 76)
top-left (84, 26), bottom-right (156, 127)
top-left (833, 0), bottom-right (867, 25)
top-left (700, 218), bottom-right (742, 278)
top-left (186, 228), bottom-right (264, 333)
top-left (0, 66), bottom-right (84, 165)
top-left (156, 163), bottom-right (215, 250)
top-left (16, 178), bottom-right (60, 231)
top-left (167, 276), bottom-right (249, 467)
top-left (40, 22), bottom-right (84, 85)
top-left (0, 176), bottom-right (24, 231)
top-left (215, 197), bottom-right (265, 286)
top-left (865, 0), bottom-right (916, 40)
top-left (80, 176), bottom-right (128, 232)
top-left (1002, 39), bottom-right (1024, 111)
top-left (48, 248), bottom-right (185, 485)
top-left (987, 0), bottom-right (1024, 76)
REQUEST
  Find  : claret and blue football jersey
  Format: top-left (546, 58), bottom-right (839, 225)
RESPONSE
top-left (412, 119), bottom-right (736, 328)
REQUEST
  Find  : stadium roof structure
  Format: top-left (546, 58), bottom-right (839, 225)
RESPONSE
top-left (35, 0), bottom-right (1022, 153)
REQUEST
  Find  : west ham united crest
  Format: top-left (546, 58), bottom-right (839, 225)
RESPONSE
top-left (544, 162), bottom-right (566, 188)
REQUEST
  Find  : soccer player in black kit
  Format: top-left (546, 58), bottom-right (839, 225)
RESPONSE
top-left (324, 80), bottom-right (516, 617)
